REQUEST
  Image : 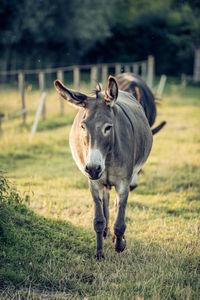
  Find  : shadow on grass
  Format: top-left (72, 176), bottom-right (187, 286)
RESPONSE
top-left (16, 115), bottom-right (74, 132)
top-left (129, 200), bottom-right (200, 219)
top-left (137, 163), bottom-right (200, 197)
top-left (0, 152), bottom-right (33, 162)
top-left (0, 175), bottom-right (199, 299)
top-left (0, 175), bottom-right (95, 297)
top-left (37, 116), bottom-right (74, 132)
top-left (0, 142), bottom-right (72, 177)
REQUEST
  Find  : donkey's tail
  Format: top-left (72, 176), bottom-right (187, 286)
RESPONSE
top-left (152, 121), bottom-right (166, 135)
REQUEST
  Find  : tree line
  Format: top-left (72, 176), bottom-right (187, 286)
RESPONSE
top-left (0, 0), bottom-right (199, 75)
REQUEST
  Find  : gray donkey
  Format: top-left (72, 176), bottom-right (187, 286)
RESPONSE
top-left (54, 76), bottom-right (153, 259)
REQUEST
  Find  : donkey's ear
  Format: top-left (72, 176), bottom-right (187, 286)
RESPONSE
top-left (54, 80), bottom-right (87, 107)
top-left (104, 76), bottom-right (118, 107)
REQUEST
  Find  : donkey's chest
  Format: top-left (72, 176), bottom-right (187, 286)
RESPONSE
top-left (98, 163), bottom-right (131, 188)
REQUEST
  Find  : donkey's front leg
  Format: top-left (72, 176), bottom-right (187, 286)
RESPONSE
top-left (113, 185), bottom-right (129, 253)
top-left (89, 181), bottom-right (106, 259)
top-left (103, 187), bottom-right (110, 238)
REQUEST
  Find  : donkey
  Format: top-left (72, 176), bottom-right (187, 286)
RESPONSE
top-left (116, 72), bottom-right (166, 135)
top-left (54, 76), bottom-right (153, 259)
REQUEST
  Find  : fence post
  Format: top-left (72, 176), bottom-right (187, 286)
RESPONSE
top-left (115, 63), bottom-right (121, 75)
top-left (73, 66), bottom-right (80, 90)
top-left (39, 72), bottom-right (46, 120)
top-left (193, 46), bottom-right (200, 82)
top-left (57, 70), bottom-right (64, 115)
top-left (30, 92), bottom-right (46, 140)
top-left (102, 64), bottom-right (108, 88)
top-left (141, 62), bottom-right (147, 79)
top-left (0, 113), bottom-right (4, 132)
top-left (18, 71), bottom-right (26, 123)
top-left (90, 66), bottom-right (98, 90)
top-left (133, 63), bottom-right (139, 74)
top-left (156, 75), bottom-right (167, 99)
top-left (125, 64), bottom-right (130, 72)
top-left (147, 55), bottom-right (155, 89)
top-left (181, 74), bottom-right (186, 90)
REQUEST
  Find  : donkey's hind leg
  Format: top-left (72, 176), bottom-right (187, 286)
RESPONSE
top-left (103, 187), bottom-right (110, 238)
top-left (113, 186), bottom-right (129, 253)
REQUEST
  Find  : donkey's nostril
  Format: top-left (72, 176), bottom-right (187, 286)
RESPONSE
top-left (85, 164), bottom-right (103, 179)
top-left (85, 165), bottom-right (90, 173)
top-left (85, 165), bottom-right (102, 174)
top-left (97, 165), bottom-right (102, 172)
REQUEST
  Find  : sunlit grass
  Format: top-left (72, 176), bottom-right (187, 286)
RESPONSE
top-left (0, 80), bottom-right (200, 299)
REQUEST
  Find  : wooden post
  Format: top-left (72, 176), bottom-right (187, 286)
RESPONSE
top-left (73, 66), bottom-right (80, 90)
top-left (57, 70), bottom-right (64, 115)
top-left (115, 63), bottom-right (121, 75)
top-left (133, 63), bottom-right (139, 74)
top-left (18, 71), bottom-right (26, 123)
top-left (30, 93), bottom-right (46, 140)
top-left (0, 113), bottom-right (4, 132)
top-left (156, 75), bottom-right (167, 99)
top-left (147, 55), bottom-right (155, 89)
top-left (193, 46), bottom-right (200, 82)
top-left (90, 66), bottom-right (98, 90)
top-left (181, 73), bottom-right (186, 88)
top-left (102, 64), bottom-right (108, 88)
top-left (125, 64), bottom-right (130, 72)
top-left (39, 72), bottom-right (46, 120)
top-left (141, 62), bottom-right (147, 79)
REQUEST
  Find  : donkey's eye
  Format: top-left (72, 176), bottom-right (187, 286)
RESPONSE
top-left (81, 122), bottom-right (86, 130)
top-left (103, 124), bottom-right (112, 135)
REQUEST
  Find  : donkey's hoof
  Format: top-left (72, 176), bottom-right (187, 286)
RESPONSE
top-left (103, 227), bottom-right (110, 239)
top-left (113, 235), bottom-right (126, 253)
top-left (95, 250), bottom-right (105, 260)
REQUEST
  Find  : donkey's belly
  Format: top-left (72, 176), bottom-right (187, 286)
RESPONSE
top-left (130, 166), bottom-right (142, 188)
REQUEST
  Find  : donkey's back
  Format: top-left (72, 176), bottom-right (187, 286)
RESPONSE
top-left (116, 72), bottom-right (166, 134)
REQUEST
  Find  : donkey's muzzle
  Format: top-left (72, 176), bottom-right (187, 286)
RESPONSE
top-left (85, 164), bottom-right (102, 180)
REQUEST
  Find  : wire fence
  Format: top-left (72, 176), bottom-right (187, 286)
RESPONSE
top-left (0, 56), bottom-right (155, 127)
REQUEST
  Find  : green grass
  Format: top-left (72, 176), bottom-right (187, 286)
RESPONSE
top-left (0, 175), bottom-right (95, 299)
top-left (0, 80), bottom-right (200, 299)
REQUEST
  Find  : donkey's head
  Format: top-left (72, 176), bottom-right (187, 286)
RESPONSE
top-left (54, 76), bottom-right (118, 180)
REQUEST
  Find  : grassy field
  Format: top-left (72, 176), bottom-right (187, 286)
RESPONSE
top-left (0, 79), bottom-right (200, 299)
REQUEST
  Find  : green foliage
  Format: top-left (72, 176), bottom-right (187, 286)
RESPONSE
top-left (86, 0), bottom-right (199, 74)
top-left (0, 0), bottom-right (200, 75)
top-left (0, 174), bottom-right (95, 296)
top-left (0, 0), bottom-right (114, 70)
